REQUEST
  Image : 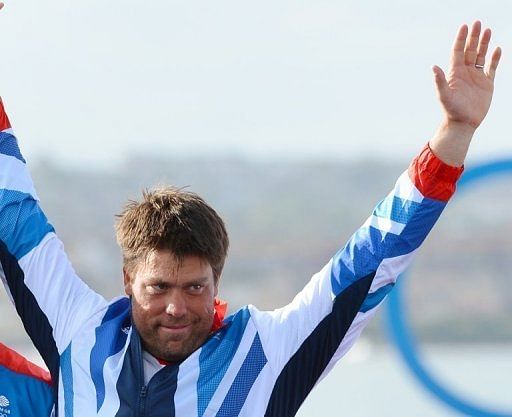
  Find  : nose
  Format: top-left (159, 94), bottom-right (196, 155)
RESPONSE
top-left (165, 291), bottom-right (187, 318)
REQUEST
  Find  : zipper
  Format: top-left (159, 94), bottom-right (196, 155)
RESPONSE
top-left (139, 385), bottom-right (148, 417)
top-left (132, 324), bottom-right (148, 417)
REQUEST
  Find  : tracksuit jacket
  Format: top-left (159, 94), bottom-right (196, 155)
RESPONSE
top-left (0, 342), bottom-right (53, 416)
top-left (0, 98), bottom-right (463, 416)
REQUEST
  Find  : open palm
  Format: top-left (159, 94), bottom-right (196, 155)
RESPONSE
top-left (433, 21), bottom-right (501, 129)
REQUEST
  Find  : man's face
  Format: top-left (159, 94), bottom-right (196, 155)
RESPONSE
top-left (124, 249), bottom-right (218, 362)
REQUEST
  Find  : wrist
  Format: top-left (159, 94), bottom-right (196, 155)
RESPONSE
top-left (429, 119), bottom-right (476, 167)
top-left (439, 118), bottom-right (477, 138)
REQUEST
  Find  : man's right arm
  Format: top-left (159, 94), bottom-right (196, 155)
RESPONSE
top-left (0, 99), bottom-right (107, 374)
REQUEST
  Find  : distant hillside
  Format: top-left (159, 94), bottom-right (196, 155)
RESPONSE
top-left (1, 155), bottom-right (511, 346)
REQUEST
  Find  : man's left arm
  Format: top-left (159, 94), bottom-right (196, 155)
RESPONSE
top-left (245, 21), bottom-right (501, 413)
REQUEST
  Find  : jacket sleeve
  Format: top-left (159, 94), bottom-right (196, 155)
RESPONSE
top-left (0, 342), bottom-right (53, 417)
top-left (0, 99), bottom-right (107, 375)
top-left (249, 144), bottom-right (463, 409)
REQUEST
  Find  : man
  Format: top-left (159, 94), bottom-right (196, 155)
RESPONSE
top-left (0, 4), bottom-right (502, 415)
top-left (0, 342), bottom-right (53, 416)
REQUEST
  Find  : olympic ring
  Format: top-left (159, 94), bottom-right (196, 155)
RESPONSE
top-left (385, 159), bottom-right (512, 417)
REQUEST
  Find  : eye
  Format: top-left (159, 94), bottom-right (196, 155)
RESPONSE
top-left (148, 283), bottom-right (167, 294)
top-left (188, 284), bottom-right (204, 293)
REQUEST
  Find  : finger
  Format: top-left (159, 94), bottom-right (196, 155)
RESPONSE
top-left (487, 46), bottom-right (502, 81)
top-left (432, 65), bottom-right (449, 98)
top-left (0, 3), bottom-right (4, 10)
top-left (475, 28), bottom-right (491, 68)
top-left (451, 24), bottom-right (468, 67)
top-left (464, 20), bottom-right (481, 66)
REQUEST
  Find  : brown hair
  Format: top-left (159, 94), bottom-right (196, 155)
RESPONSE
top-left (115, 186), bottom-right (229, 281)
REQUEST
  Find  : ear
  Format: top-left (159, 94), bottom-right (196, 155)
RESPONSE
top-left (123, 268), bottom-right (133, 296)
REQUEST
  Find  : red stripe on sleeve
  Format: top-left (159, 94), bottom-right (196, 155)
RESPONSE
top-left (408, 143), bottom-right (464, 202)
top-left (0, 342), bottom-right (52, 385)
top-left (0, 98), bottom-right (12, 131)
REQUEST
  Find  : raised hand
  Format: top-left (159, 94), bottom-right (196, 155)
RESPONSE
top-left (433, 21), bottom-right (501, 130)
top-left (429, 21), bottom-right (502, 167)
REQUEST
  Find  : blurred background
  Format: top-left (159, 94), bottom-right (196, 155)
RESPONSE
top-left (0, 0), bottom-right (511, 416)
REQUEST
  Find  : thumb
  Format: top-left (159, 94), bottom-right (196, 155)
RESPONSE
top-left (432, 65), bottom-right (449, 98)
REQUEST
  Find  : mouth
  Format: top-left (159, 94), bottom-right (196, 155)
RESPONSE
top-left (158, 324), bottom-right (191, 336)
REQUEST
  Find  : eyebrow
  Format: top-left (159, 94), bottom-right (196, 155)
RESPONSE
top-left (183, 277), bottom-right (210, 286)
top-left (147, 276), bottom-right (210, 286)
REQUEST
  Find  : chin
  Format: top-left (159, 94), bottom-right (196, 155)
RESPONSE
top-left (144, 326), bottom-right (211, 361)
top-left (155, 339), bottom-right (191, 359)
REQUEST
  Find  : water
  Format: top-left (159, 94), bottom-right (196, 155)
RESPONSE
top-left (297, 342), bottom-right (512, 417)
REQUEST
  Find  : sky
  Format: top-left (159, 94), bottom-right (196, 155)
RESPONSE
top-left (0, 0), bottom-right (511, 167)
